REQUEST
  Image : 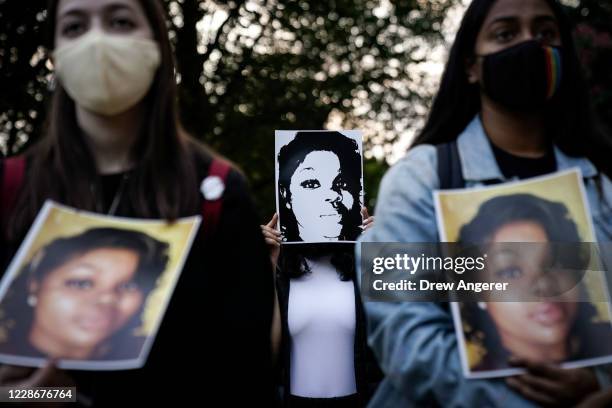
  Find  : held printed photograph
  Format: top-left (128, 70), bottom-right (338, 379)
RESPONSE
top-left (435, 169), bottom-right (612, 379)
top-left (0, 201), bottom-right (200, 370)
top-left (275, 130), bottom-right (364, 244)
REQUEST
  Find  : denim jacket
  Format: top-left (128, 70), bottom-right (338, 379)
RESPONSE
top-left (357, 116), bottom-right (612, 407)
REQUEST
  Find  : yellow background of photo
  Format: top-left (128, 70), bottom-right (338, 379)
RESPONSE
top-left (436, 170), bottom-right (611, 368)
top-left (437, 171), bottom-right (594, 242)
top-left (11, 204), bottom-right (199, 337)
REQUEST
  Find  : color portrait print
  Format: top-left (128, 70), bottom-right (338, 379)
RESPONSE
top-left (434, 169), bottom-right (612, 379)
top-left (0, 201), bottom-right (200, 370)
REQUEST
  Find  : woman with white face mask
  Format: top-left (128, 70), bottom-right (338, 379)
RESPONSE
top-left (0, 0), bottom-right (275, 405)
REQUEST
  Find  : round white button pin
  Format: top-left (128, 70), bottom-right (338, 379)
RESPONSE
top-left (201, 176), bottom-right (225, 200)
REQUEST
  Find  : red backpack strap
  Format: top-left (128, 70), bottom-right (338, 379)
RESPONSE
top-left (200, 158), bottom-right (232, 238)
top-left (1, 156), bottom-right (26, 226)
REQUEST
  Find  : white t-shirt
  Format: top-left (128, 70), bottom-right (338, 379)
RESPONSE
top-left (288, 255), bottom-right (357, 398)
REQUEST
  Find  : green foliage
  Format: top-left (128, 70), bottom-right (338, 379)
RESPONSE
top-left (0, 0), bottom-right (610, 218)
top-left (564, 1), bottom-right (612, 130)
top-left (0, 0), bottom-right (48, 155)
top-left (363, 156), bottom-right (389, 210)
top-left (172, 0), bottom-right (453, 215)
top-left (0, 0), bottom-right (454, 217)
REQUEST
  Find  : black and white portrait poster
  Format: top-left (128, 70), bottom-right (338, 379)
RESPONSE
top-left (275, 130), bottom-right (364, 244)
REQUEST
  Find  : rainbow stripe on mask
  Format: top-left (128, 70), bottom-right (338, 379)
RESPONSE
top-left (544, 46), bottom-right (562, 99)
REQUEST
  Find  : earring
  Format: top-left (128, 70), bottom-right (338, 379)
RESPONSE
top-left (477, 302), bottom-right (487, 310)
top-left (286, 202), bottom-right (291, 209)
top-left (27, 294), bottom-right (38, 307)
top-left (31, 249), bottom-right (45, 270)
top-left (47, 73), bottom-right (57, 92)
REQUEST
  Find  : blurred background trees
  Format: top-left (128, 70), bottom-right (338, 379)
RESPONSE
top-left (1, 0), bottom-right (610, 216)
top-left (566, 0), bottom-right (612, 131)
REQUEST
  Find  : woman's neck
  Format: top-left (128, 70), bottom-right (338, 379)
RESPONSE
top-left (29, 325), bottom-right (96, 360)
top-left (480, 96), bottom-right (549, 158)
top-left (500, 332), bottom-right (568, 363)
top-left (76, 104), bottom-right (144, 174)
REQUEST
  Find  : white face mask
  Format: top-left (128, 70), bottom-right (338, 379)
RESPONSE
top-left (53, 30), bottom-right (161, 116)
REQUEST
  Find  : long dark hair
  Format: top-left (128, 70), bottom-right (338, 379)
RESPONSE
top-left (413, 0), bottom-right (612, 178)
top-left (8, 0), bottom-right (204, 240)
top-left (459, 193), bottom-right (590, 282)
top-left (0, 227), bottom-right (169, 359)
top-left (458, 193), bottom-right (583, 243)
top-left (277, 131), bottom-right (362, 242)
top-left (278, 244), bottom-right (356, 281)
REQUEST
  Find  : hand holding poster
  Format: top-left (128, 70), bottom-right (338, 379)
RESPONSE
top-left (434, 169), bottom-right (612, 379)
top-left (0, 201), bottom-right (200, 370)
top-left (275, 130), bottom-right (364, 244)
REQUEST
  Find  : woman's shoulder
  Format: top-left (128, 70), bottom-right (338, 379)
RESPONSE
top-left (0, 154), bottom-right (29, 172)
top-left (383, 144), bottom-right (438, 187)
top-left (366, 144), bottom-right (440, 243)
top-left (186, 138), bottom-right (249, 196)
top-left (0, 155), bottom-right (29, 214)
top-left (377, 144), bottom-right (439, 206)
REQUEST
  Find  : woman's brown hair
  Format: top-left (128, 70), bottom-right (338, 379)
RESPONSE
top-left (8, 0), bottom-right (201, 239)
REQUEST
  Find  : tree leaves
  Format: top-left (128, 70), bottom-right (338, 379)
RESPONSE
top-left (0, 0), bottom-right (608, 217)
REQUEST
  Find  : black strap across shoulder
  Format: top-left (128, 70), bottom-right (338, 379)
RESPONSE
top-left (436, 141), bottom-right (465, 190)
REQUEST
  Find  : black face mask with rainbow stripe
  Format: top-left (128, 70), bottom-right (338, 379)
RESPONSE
top-left (478, 40), bottom-right (563, 112)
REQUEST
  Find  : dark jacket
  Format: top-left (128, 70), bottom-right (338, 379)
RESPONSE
top-left (0, 148), bottom-right (275, 406)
